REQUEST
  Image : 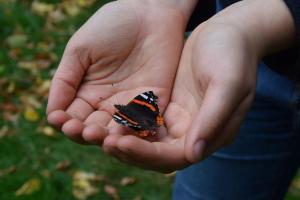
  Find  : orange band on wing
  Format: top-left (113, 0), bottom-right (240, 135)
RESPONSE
top-left (132, 99), bottom-right (156, 111)
top-left (117, 112), bottom-right (139, 125)
top-left (156, 115), bottom-right (164, 126)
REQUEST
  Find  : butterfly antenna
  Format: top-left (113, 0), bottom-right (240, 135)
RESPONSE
top-left (111, 83), bottom-right (121, 105)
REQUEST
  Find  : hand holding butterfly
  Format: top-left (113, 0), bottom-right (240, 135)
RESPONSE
top-left (103, 0), bottom-right (295, 172)
top-left (46, 0), bottom-right (197, 144)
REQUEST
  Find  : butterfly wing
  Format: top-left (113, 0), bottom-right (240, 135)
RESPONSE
top-left (113, 91), bottom-right (163, 132)
top-left (113, 106), bottom-right (142, 131)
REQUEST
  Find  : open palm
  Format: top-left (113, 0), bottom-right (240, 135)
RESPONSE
top-left (104, 20), bottom-right (258, 173)
top-left (47, 1), bottom-right (187, 144)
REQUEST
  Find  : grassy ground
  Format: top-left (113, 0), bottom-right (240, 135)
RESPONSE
top-left (0, 1), bottom-right (172, 199)
top-left (0, 1), bottom-right (300, 200)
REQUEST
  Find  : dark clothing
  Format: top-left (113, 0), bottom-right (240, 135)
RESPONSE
top-left (187, 0), bottom-right (300, 83)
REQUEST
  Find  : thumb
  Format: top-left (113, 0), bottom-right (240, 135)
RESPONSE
top-left (185, 82), bottom-right (246, 163)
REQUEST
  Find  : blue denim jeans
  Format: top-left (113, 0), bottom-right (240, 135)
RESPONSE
top-left (173, 62), bottom-right (300, 200)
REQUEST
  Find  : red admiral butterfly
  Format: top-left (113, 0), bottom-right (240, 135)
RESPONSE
top-left (113, 91), bottom-right (164, 137)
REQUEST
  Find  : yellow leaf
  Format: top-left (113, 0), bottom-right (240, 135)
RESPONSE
top-left (20, 95), bottom-right (42, 109)
top-left (62, 2), bottom-right (80, 16)
top-left (120, 177), bottom-right (136, 186)
top-left (36, 79), bottom-right (51, 96)
top-left (15, 178), bottom-right (41, 196)
top-left (72, 171), bottom-right (100, 200)
top-left (41, 126), bottom-right (56, 137)
top-left (31, 1), bottom-right (54, 16)
top-left (24, 107), bottom-right (40, 122)
top-left (7, 81), bottom-right (15, 93)
top-left (77, 0), bottom-right (96, 7)
top-left (6, 34), bottom-right (28, 48)
top-left (17, 61), bottom-right (38, 70)
top-left (0, 126), bottom-right (9, 138)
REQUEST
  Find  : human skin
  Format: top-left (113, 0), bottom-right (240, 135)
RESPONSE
top-left (46, 0), bottom-right (197, 145)
top-left (47, 0), bottom-right (295, 172)
top-left (101, 0), bottom-right (296, 172)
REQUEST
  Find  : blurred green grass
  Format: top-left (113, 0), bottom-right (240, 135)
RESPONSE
top-left (0, 0), bottom-right (172, 199)
top-left (0, 1), bottom-right (300, 200)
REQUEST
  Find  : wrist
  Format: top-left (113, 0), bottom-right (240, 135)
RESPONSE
top-left (131, 0), bottom-right (198, 23)
top-left (158, 0), bottom-right (198, 20)
top-left (211, 0), bottom-right (296, 58)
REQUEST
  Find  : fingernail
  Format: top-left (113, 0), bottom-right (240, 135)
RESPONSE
top-left (193, 140), bottom-right (206, 162)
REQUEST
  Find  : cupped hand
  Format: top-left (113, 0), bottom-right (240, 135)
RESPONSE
top-left (104, 18), bottom-right (259, 173)
top-left (46, 0), bottom-right (188, 144)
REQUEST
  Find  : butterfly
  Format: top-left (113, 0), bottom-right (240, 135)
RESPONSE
top-left (113, 91), bottom-right (164, 137)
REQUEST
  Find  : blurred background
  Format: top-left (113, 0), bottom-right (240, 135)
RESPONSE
top-left (0, 0), bottom-right (299, 199)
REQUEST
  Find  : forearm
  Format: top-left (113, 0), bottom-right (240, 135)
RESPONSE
top-left (124, 0), bottom-right (198, 24)
top-left (211, 0), bottom-right (296, 57)
top-left (157, 0), bottom-right (199, 20)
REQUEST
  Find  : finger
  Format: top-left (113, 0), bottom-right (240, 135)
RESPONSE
top-left (46, 46), bottom-right (87, 114)
top-left (82, 111), bottom-right (111, 144)
top-left (61, 118), bottom-right (88, 144)
top-left (105, 144), bottom-right (138, 166)
top-left (82, 124), bottom-right (108, 146)
top-left (47, 110), bottom-right (71, 129)
top-left (65, 97), bottom-right (94, 121)
top-left (116, 135), bottom-right (189, 173)
top-left (102, 134), bottom-right (123, 153)
top-left (185, 82), bottom-right (249, 163)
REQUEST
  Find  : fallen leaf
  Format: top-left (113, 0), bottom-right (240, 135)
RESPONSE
top-left (55, 160), bottom-right (71, 171)
top-left (48, 8), bottom-right (66, 23)
top-left (41, 126), bottom-right (56, 137)
top-left (72, 171), bottom-right (101, 200)
top-left (7, 81), bottom-right (15, 93)
top-left (24, 106), bottom-right (40, 122)
top-left (31, 1), bottom-right (54, 16)
top-left (15, 178), bottom-right (41, 196)
top-left (120, 177), bottom-right (136, 186)
top-left (76, 0), bottom-right (96, 7)
top-left (36, 79), bottom-right (51, 96)
top-left (104, 184), bottom-right (119, 200)
top-left (6, 34), bottom-right (28, 48)
top-left (62, 1), bottom-right (80, 16)
top-left (73, 171), bottom-right (103, 182)
top-left (17, 61), bottom-right (38, 70)
top-left (20, 95), bottom-right (42, 109)
top-left (3, 111), bottom-right (19, 122)
top-left (0, 165), bottom-right (16, 177)
top-left (0, 126), bottom-right (9, 138)
top-left (133, 196), bottom-right (142, 200)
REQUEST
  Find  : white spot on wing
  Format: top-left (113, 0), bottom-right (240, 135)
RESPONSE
top-left (140, 94), bottom-right (148, 99)
top-left (113, 115), bottom-right (122, 120)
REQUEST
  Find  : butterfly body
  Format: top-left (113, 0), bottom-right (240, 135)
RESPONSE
top-left (113, 91), bottom-right (164, 137)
